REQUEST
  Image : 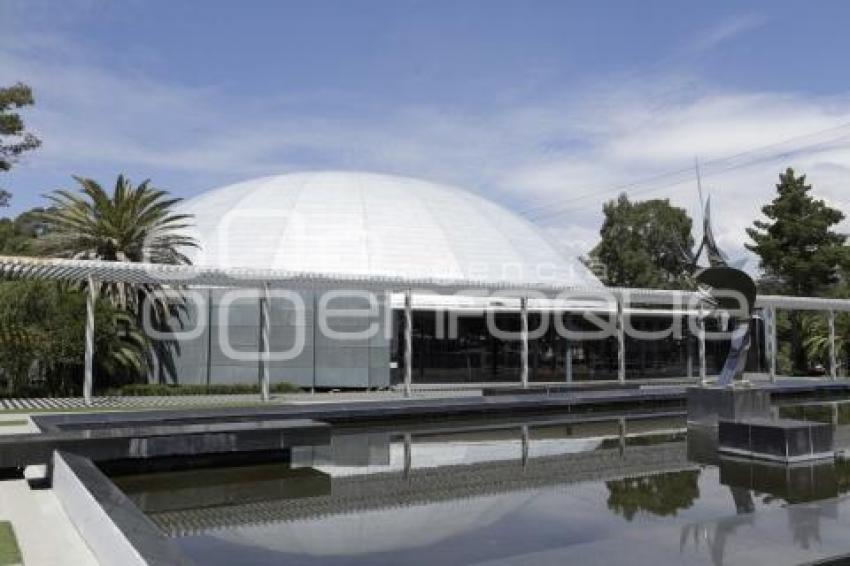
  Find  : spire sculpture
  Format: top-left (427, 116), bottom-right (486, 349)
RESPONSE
top-left (675, 198), bottom-right (757, 386)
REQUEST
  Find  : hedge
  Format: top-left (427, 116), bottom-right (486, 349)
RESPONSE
top-left (106, 382), bottom-right (301, 396)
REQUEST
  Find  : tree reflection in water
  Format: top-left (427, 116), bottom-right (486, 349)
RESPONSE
top-left (606, 470), bottom-right (701, 521)
top-left (678, 484), bottom-right (838, 565)
top-left (677, 487), bottom-right (754, 566)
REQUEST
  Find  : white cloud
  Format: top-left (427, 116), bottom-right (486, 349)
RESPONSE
top-left (542, 225), bottom-right (600, 265)
top-left (605, 93), bottom-right (850, 164)
top-left (510, 88), bottom-right (850, 268)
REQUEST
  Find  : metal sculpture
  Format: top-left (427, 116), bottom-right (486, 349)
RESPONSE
top-left (676, 198), bottom-right (757, 386)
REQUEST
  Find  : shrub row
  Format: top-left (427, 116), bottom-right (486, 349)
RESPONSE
top-left (105, 382), bottom-right (301, 397)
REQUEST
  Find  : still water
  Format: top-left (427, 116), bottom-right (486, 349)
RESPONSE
top-left (110, 405), bottom-right (850, 566)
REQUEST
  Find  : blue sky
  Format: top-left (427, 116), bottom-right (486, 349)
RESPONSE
top-left (2, 0), bottom-right (850, 265)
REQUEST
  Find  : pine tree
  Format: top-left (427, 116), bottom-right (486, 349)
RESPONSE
top-left (746, 167), bottom-right (848, 373)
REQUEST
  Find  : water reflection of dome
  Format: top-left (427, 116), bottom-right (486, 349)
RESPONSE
top-left (213, 492), bottom-right (530, 556)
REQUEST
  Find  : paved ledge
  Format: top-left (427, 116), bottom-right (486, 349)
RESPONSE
top-left (53, 451), bottom-right (189, 566)
top-left (0, 390), bottom-right (478, 412)
top-left (0, 475), bottom-right (97, 565)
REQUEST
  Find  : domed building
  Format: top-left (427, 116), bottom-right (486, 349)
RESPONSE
top-left (179, 171), bottom-right (600, 287)
top-left (156, 171), bottom-right (725, 390)
top-left (160, 171), bottom-right (619, 389)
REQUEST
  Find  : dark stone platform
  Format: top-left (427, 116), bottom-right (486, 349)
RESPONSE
top-left (28, 380), bottom-right (850, 437)
top-left (718, 417), bottom-right (834, 462)
top-left (0, 418), bottom-right (330, 471)
top-left (687, 386), bottom-right (771, 424)
top-left (719, 456), bottom-right (838, 503)
top-left (31, 389), bottom-right (689, 434)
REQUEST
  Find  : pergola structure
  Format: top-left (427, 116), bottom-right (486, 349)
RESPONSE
top-left (0, 255), bottom-right (848, 405)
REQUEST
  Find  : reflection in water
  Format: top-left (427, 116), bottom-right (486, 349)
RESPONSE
top-left (837, 459), bottom-right (850, 493)
top-left (730, 487), bottom-right (755, 514)
top-left (678, 412), bottom-right (850, 566)
top-left (680, 489), bottom-right (755, 566)
top-left (105, 409), bottom-right (850, 566)
top-left (678, 489), bottom-right (842, 566)
top-left (780, 401), bottom-right (844, 425)
top-left (721, 457), bottom-right (839, 505)
top-left (788, 504), bottom-right (823, 550)
top-left (606, 470), bottom-right (700, 521)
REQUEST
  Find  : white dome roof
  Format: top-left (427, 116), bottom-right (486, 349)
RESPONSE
top-left (179, 171), bottom-right (600, 287)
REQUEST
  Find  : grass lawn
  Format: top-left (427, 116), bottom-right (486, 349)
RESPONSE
top-left (0, 522), bottom-right (22, 565)
top-left (0, 421), bottom-right (27, 427)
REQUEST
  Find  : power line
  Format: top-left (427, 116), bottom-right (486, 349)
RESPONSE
top-left (521, 119), bottom-right (850, 222)
top-left (559, 131), bottom-right (850, 216)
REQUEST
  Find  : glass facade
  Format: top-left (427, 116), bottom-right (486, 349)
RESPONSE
top-left (391, 309), bottom-right (767, 385)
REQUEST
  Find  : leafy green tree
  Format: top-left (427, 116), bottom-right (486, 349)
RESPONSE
top-left (0, 281), bottom-right (147, 396)
top-left (586, 193), bottom-right (695, 288)
top-left (0, 83), bottom-right (41, 206)
top-left (606, 469), bottom-right (701, 520)
top-left (746, 168), bottom-right (848, 373)
top-left (0, 207), bottom-right (49, 255)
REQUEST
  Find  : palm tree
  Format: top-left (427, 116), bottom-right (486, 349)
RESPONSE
top-left (37, 175), bottom-right (197, 310)
top-left (36, 175), bottom-right (198, 386)
top-left (39, 175), bottom-right (195, 262)
top-left (803, 312), bottom-right (847, 374)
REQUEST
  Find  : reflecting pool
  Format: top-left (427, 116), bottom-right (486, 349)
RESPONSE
top-left (107, 405), bottom-right (850, 566)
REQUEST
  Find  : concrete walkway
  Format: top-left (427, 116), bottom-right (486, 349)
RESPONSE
top-left (0, 376), bottom-right (841, 413)
top-left (0, 389), bottom-right (480, 412)
top-left (0, 415), bottom-right (97, 565)
top-left (0, 394), bottom-right (274, 411)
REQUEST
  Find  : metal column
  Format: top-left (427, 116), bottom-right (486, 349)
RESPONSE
top-left (520, 425), bottom-right (530, 468)
top-left (311, 292), bottom-right (317, 394)
top-left (829, 310), bottom-right (837, 380)
top-left (769, 306), bottom-right (777, 383)
top-left (520, 297), bottom-right (529, 388)
top-left (616, 297), bottom-right (626, 383)
top-left (83, 277), bottom-right (96, 406)
top-left (565, 338), bottom-right (573, 383)
top-left (618, 418), bottom-right (627, 457)
top-left (404, 289), bottom-right (413, 398)
top-left (403, 433), bottom-right (412, 479)
top-left (258, 282), bottom-right (271, 402)
top-left (698, 305), bottom-right (707, 385)
top-left (205, 288), bottom-right (213, 391)
top-left (763, 307), bottom-right (772, 380)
